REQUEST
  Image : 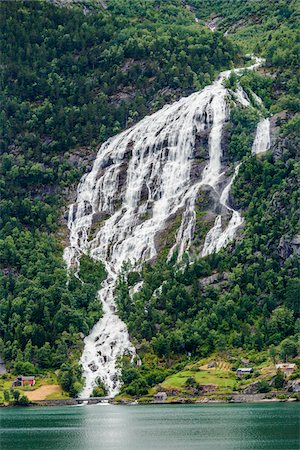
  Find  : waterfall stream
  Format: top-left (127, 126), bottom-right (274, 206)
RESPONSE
top-left (252, 118), bottom-right (271, 154)
top-left (64, 58), bottom-right (270, 398)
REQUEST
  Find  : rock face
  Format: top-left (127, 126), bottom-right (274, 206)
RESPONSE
top-left (286, 379), bottom-right (300, 393)
top-left (270, 111), bottom-right (298, 161)
top-left (199, 271), bottom-right (231, 287)
top-left (277, 235), bottom-right (300, 260)
top-left (243, 381), bottom-right (261, 394)
top-left (64, 59), bottom-right (266, 397)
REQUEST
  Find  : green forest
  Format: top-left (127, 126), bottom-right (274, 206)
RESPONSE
top-left (0, 0), bottom-right (299, 399)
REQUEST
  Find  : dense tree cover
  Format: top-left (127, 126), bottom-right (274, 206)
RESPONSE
top-left (0, 0), bottom-right (298, 397)
top-left (1, 0), bottom-right (238, 154)
top-left (193, 0), bottom-right (299, 113)
top-left (116, 137), bottom-right (299, 395)
top-left (0, 0), bottom-right (238, 393)
top-left (115, 52), bottom-right (299, 393)
top-left (226, 106), bottom-right (260, 161)
top-left (191, 0), bottom-right (299, 52)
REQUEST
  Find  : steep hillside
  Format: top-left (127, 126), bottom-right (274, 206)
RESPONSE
top-left (0, 0), bottom-right (298, 401)
top-left (0, 0), bottom-right (239, 397)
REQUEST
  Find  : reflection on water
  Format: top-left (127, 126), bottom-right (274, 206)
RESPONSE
top-left (0, 403), bottom-right (299, 450)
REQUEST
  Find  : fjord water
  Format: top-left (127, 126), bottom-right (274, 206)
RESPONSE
top-left (0, 403), bottom-right (299, 450)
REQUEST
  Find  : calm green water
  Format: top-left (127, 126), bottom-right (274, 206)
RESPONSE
top-left (0, 403), bottom-right (299, 450)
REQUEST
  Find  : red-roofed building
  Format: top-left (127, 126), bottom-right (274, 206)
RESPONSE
top-left (12, 376), bottom-right (36, 387)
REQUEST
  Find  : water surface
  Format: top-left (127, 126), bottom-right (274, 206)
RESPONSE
top-left (0, 403), bottom-right (299, 450)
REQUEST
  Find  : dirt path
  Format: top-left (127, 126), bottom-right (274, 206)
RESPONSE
top-left (25, 385), bottom-right (62, 401)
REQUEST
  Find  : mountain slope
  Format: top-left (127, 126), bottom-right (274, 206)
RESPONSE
top-left (0, 0), bottom-right (239, 397)
top-left (0, 0), bottom-right (298, 400)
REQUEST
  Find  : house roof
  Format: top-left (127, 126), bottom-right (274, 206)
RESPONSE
top-left (236, 368), bottom-right (253, 372)
top-left (276, 363), bottom-right (296, 369)
top-left (20, 376), bottom-right (35, 380)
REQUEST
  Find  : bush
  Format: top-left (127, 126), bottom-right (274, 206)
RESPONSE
top-left (125, 378), bottom-right (148, 396)
top-left (122, 368), bottom-right (140, 385)
top-left (91, 386), bottom-right (106, 397)
top-left (185, 377), bottom-right (197, 387)
top-left (59, 362), bottom-right (83, 397)
top-left (273, 370), bottom-right (285, 389)
top-left (14, 361), bottom-right (36, 376)
top-left (16, 395), bottom-right (30, 406)
top-left (72, 381), bottom-right (83, 397)
top-left (276, 393), bottom-right (287, 400)
top-left (257, 380), bottom-right (271, 393)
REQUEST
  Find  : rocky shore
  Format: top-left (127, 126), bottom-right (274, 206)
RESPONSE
top-left (1, 392), bottom-right (298, 408)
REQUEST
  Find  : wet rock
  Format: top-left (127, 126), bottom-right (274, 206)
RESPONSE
top-left (88, 362), bottom-right (99, 372)
top-left (190, 159), bottom-right (208, 181)
top-left (117, 163), bottom-right (128, 191)
top-left (101, 157), bottom-right (114, 170)
top-left (196, 185), bottom-right (219, 212)
top-left (205, 16), bottom-right (223, 32)
top-left (140, 182), bottom-right (149, 202)
top-left (92, 211), bottom-right (110, 225)
top-left (123, 147), bottom-right (133, 161)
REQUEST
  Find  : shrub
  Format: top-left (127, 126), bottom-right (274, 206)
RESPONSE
top-left (257, 380), bottom-right (271, 393)
top-left (276, 393), bottom-right (287, 400)
top-left (273, 370), bottom-right (285, 389)
top-left (185, 377), bottom-right (197, 387)
top-left (91, 386), bottom-right (105, 397)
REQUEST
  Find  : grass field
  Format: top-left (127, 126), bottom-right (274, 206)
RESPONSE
top-left (161, 364), bottom-right (237, 393)
top-left (0, 372), bottom-right (69, 403)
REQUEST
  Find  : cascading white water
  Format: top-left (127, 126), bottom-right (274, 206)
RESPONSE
top-left (64, 58), bottom-right (265, 397)
top-left (252, 118), bottom-right (271, 154)
top-left (201, 163), bottom-right (243, 256)
top-left (201, 84), bottom-right (271, 257)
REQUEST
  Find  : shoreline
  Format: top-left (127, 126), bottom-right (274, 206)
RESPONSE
top-left (1, 393), bottom-right (298, 408)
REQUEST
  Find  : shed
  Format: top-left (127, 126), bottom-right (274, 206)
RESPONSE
top-left (12, 376), bottom-right (36, 387)
top-left (275, 363), bottom-right (296, 376)
top-left (236, 368), bottom-right (253, 377)
top-left (153, 392), bottom-right (167, 402)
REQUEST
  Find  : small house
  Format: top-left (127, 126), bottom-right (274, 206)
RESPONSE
top-left (275, 363), bottom-right (296, 377)
top-left (153, 392), bottom-right (167, 402)
top-left (12, 376), bottom-right (36, 387)
top-left (236, 368), bottom-right (253, 377)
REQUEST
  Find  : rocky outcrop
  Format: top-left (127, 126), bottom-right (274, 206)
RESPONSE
top-left (270, 111), bottom-right (298, 161)
top-left (277, 235), bottom-right (300, 260)
top-left (286, 379), bottom-right (300, 393)
top-left (199, 271), bottom-right (231, 288)
top-left (243, 381), bottom-right (262, 394)
top-left (205, 16), bottom-right (223, 32)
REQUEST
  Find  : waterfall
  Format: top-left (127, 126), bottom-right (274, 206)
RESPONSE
top-left (64, 59), bottom-right (264, 397)
top-left (201, 164), bottom-right (243, 256)
top-left (252, 118), bottom-right (270, 154)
